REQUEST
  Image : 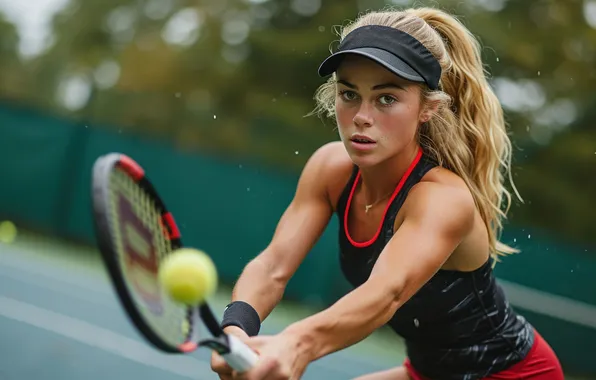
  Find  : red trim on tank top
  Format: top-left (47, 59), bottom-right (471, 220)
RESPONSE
top-left (344, 148), bottom-right (423, 248)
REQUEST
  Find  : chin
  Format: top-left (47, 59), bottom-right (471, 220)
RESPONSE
top-left (345, 150), bottom-right (383, 168)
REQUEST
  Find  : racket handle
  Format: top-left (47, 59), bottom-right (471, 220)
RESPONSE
top-left (222, 334), bottom-right (259, 372)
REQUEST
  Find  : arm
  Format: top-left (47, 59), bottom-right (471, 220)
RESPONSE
top-left (284, 182), bottom-right (476, 360)
top-left (228, 143), bottom-right (339, 324)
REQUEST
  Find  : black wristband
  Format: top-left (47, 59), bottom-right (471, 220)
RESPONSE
top-left (221, 301), bottom-right (261, 337)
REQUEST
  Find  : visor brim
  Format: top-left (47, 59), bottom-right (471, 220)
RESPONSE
top-left (318, 47), bottom-right (425, 84)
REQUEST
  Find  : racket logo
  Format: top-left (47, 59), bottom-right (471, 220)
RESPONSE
top-left (118, 195), bottom-right (164, 316)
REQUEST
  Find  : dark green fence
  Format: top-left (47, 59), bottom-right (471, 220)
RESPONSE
top-left (1, 101), bottom-right (595, 377)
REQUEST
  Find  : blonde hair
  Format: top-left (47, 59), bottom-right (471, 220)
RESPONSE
top-left (313, 7), bottom-right (521, 261)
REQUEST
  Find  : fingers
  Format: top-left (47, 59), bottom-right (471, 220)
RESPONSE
top-left (211, 352), bottom-right (234, 378)
top-left (212, 329), bottom-right (256, 379)
top-left (233, 356), bottom-right (279, 380)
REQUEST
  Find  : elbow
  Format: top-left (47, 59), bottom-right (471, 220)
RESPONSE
top-left (383, 282), bottom-right (406, 323)
top-left (387, 279), bottom-right (406, 311)
top-left (366, 275), bottom-right (406, 317)
top-left (370, 272), bottom-right (406, 301)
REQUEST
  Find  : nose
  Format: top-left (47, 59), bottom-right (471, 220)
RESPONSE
top-left (353, 104), bottom-right (373, 128)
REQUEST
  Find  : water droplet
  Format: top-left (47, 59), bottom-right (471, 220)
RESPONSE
top-left (571, 269), bottom-right (574, 273)
top-left (318, 26), bottom-right (325, 32)
top-left (413, 318), bottom-right (420, 327)
top-left (528, 234), bottom-right (531, 239)
top-left (175, 92), bottom-right (181, 98)
top-left (537, 71), bottom-right (541, 76)
top-left (85, 125), bottom-right (88, 128)
top-left (213, 115), bottom-right (217, 119)
top-left (513, 238), bottom-right (517, 243)
top-left (496, 57), bottom-right (500, 62)
top-left (295, 151), bottom-right (299, 155)
top-left (247, 187), bottom-right (250, 192)
top-left (526, 125), bottom-right (530, 132)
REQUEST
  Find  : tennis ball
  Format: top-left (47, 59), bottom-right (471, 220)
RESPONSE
top-left (158, 248), bottom-right (218, 305)
top-left (0, 221), bottom-right (17, 244)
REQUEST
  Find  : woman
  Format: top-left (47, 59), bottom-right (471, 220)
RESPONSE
top-left (211, 6), bottom-right (564, 380)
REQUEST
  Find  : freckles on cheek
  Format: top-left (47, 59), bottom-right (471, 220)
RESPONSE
top-left (335, 108), bottom-right (352, 136)
top-left (337, 115), bottom-right (352, 131)
top-left (376, 134), bottom-right (389, 143)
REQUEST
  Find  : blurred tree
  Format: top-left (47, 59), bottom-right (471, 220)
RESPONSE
top-left (0, 13), bottom-right (28, 101)
top-left (458, 0), bottom-right (596, 245)
top-left (1, 0), bottom-right (595, 247)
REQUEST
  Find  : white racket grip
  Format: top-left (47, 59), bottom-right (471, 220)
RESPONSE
top-left (222, 334), bottom-right (259, 372)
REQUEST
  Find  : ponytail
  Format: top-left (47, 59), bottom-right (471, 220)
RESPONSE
top-left (411, 8), bottom-right (522, 260)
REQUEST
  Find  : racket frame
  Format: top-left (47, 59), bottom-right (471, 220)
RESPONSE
top-left (91, 153), bottom-right (254, 364)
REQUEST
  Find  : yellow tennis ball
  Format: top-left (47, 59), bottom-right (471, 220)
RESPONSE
top-left (158, 248), bottom-right (218, 305)
top-left (0, 221), bottom-right (17, 244)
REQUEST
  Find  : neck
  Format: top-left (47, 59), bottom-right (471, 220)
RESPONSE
top-left (359, 144), bottom-right (420, 203)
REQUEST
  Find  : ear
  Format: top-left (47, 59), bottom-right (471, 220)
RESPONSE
top-left (419, 100), bottom-right (440, 123)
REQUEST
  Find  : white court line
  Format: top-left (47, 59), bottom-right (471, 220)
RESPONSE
top-left (0, 295), bottom-right (211, 379)
top-left (0, 296), bottom-right (379, 377)
top-left (500, 280), bottom-right (596, 330)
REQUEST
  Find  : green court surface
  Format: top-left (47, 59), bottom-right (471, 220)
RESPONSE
top-left (0, 232), bottom-right (405, 380)
top-left (0, 232), bottom-right (588, 380)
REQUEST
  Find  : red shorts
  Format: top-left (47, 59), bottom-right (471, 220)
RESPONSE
top-left (404, 331), bottom-right (564, 379)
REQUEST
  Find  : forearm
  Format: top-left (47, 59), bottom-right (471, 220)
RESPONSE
top-left (230, 252), bottom-right (289, 322)
top-left (284, 278), bottom-right (401, 361)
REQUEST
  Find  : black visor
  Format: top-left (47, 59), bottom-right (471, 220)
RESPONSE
top-left (318, 25), bottom-right (441, 90)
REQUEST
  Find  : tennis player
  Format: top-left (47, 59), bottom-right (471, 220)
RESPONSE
top-left (211, 7), bottom-right (564, 380)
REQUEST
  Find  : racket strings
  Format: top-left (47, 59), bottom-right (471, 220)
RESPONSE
top-left (108, 169), bottom-right (192, 347)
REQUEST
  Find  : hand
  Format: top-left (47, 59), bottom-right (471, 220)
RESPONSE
top-left (211, 326), bottom-right (250, 380)
top-left (231, 331), bottom-right (312, 380)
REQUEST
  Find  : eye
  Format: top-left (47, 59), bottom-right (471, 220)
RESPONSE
top-left (378, 95), bottom-right (397, 106)
top-left (339, 90), bottom-right (358, 102)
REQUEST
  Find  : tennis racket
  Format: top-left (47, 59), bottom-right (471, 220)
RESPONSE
top-left (91, 152), bottom-right (258, 371)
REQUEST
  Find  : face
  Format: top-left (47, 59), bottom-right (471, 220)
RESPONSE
top-left (334, 55), bottom-right (431, 168)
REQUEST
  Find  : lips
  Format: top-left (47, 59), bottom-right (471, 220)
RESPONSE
top-left (350, 134), bottom-right (376, 144)
top-left (349, 134), bottom-right (377, 152)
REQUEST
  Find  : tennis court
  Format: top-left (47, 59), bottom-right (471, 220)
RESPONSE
top-left (0, 231), bottom-right (406, 379)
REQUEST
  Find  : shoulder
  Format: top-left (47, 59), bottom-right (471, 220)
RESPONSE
top-left (300, 141), bottom-right (354, 207)
top-left (403, 168), bottom-right (476, 236)
top-left (306, 141), bottom-right (351, 167)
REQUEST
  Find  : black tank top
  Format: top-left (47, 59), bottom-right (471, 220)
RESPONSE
top-left (336, 148), bottom-right (535, 379)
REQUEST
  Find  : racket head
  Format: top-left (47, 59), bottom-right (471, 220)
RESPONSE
top-left (91, 153), bottom-right (198, 353)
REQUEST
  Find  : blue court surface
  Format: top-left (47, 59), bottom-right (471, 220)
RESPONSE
top-left (0, 232), bottom-right (405, 380)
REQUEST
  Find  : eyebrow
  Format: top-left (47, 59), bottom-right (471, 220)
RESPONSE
top-left (337, 79), bottom-right (406, 91)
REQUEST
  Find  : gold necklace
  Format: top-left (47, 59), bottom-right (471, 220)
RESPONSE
top-left (364, 190), bottom-right (393, 214)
